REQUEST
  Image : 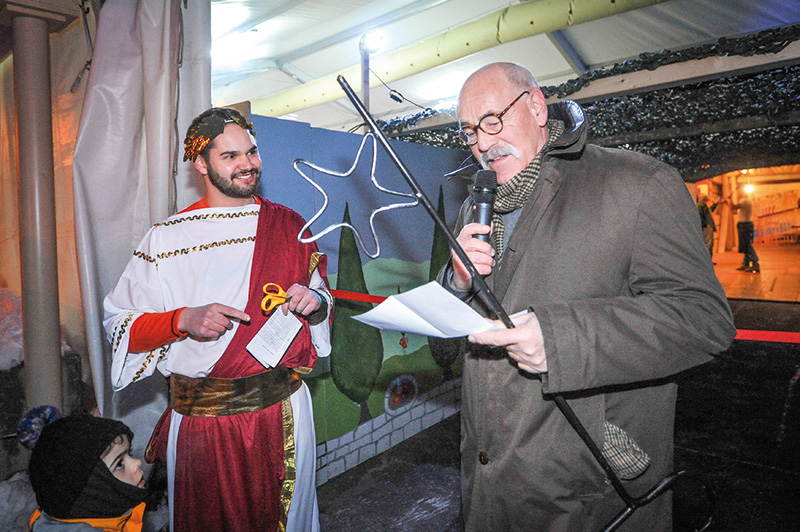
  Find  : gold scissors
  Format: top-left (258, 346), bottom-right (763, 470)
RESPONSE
top-left (261, 283), bottom-right (292, 312)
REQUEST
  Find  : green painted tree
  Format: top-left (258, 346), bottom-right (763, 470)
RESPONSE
top-left (330, 203), bottom-right (384, 423)
top-left (427, 185), bottom-right (464, 380)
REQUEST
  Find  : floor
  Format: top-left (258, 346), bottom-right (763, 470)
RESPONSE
top-left (317, 243), bottom-right (800, 532)
top-left (713, 242), bottom-right (800, 302)
top-left (7, 246), bottom-right (798, 532)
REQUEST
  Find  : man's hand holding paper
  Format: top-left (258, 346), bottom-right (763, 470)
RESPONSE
top-left (468, 311), bottom-right (547, 374)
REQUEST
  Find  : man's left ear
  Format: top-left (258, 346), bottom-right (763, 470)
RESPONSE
top-left (529, 89), bottom-right (549, 127)
top-left (193, 156), bottom-right (208, 176)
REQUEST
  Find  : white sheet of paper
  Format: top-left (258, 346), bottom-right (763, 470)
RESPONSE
top-left (352, 281), bottom-right (499, 338)
top-left (246, 310), bottom-right (303, 368)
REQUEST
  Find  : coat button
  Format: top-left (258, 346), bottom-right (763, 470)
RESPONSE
top-left (478, 451), bottom-right (489, 465)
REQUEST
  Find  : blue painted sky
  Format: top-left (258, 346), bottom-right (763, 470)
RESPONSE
top-left (252, 115), bottom-right (470, 274)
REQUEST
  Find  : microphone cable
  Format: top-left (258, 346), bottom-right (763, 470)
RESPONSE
top-left (369, 68), bottom-right (432, 112)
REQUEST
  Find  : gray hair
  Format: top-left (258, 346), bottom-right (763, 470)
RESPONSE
top-left (495, 62), bottom-right (539, 91)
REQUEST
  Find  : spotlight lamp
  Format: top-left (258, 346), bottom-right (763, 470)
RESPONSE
top-left (359, 31), bottom-right (384, 54)
top-left (359, 30), bottom-right (384, 115)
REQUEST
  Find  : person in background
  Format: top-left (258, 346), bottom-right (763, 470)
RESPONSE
top-left (728, 189), bottom-right (760, 272)
top-left (103, 107), bottom-right (332, 532)
top-left (20, 408), bottom-right (149, 531)
top-left (438, 62), bottom-right (736, 531)
top-left (697, 195), bottom-right (718, 263)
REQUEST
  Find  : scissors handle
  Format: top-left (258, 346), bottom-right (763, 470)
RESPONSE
top-left (261, 283), bottom-right (291, 312)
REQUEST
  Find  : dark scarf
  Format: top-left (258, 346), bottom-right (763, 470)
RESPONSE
top-left (68, 461), bottom-right (149, 519)
top-left (491, 119), bottom-right (564, 260)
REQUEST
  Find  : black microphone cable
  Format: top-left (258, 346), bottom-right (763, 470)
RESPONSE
top-left (369, 68), bottom-right (432, 112)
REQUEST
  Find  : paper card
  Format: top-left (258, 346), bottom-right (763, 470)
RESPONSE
top-left (246, 310), bottom-right (303, 368)
top-left (352, 281), bottom-right (524, 338)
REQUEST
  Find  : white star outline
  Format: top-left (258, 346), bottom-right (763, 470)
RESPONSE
top-left (292, 132), bottom-right (419, 259)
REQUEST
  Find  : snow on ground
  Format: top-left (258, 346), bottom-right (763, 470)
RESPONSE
top-left (0, 471), bottom-right (37, 532)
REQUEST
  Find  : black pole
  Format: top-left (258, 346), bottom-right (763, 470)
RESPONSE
top-left (336, 75), bottom-right (513, 328)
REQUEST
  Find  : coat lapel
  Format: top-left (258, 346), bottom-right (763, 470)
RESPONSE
top-left (492, 160), bottom-right (566, 302)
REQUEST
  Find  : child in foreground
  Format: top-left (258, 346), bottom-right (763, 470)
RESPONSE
top-left (20, 408), bottom-right (149, 531)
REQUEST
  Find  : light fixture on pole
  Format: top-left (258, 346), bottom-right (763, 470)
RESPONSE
top-left (359, 31), bottom-right (383, 113)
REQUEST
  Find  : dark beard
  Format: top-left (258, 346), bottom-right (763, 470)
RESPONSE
top-left (207, 161), bottom-right (261, 199)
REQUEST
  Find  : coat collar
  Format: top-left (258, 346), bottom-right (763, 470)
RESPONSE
top-left (29, 503), bottom-right (146, 532)
top-left (544, 100), bottom-right (587, 159)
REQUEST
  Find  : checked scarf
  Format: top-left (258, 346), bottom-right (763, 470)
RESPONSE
top-left (491, 119), bottom-right (564, 260)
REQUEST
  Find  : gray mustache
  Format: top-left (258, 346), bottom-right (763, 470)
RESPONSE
top-left (480, 144), bottom-right (520, 168)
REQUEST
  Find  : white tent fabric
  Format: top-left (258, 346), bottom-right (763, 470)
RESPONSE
top-left (73, 0), bottom-right (210, 458)
top-left (1, 13), bottom-right (94, 379)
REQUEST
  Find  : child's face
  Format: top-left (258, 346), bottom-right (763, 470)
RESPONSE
top-left (102, 434), bottom-right (145, 488)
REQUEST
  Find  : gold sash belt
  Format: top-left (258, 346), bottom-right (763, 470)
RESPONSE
top-left (170, 366), bottom-right (304, 417)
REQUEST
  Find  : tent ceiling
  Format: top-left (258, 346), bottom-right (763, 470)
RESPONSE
top-left (210, 0), bottom-right (800, 132)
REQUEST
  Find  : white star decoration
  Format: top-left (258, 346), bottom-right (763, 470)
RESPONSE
top-left (292, 132), bottom-right (419, 258)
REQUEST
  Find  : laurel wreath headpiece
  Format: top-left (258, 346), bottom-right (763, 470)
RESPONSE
top-left (183, 109), bottom-right (255, 162)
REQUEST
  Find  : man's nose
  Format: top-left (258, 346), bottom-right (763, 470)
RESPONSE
top-left (474, 129), bottom-right (497, 152)
top-left (244, 153), bottom-right (260, 169)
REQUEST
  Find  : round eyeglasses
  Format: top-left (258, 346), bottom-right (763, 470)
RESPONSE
top-left (457, 91), bottom-right (530, 146)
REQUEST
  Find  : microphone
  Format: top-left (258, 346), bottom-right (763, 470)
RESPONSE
top-left (472, 169), bottom-right (497, 242)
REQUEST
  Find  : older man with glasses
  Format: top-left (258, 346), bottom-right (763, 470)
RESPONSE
top-left (438, 62), bottom-right (735, 531)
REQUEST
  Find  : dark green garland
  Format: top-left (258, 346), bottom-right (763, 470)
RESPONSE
top-left (381, 25), bottom-right (800, 181)
top-left (539, 23), bottom-right (800, 100)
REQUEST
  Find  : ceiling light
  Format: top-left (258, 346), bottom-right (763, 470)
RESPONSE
top-left (359, 31), bottom-right (384, 54)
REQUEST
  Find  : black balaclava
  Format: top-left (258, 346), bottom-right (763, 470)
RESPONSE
top-left (28, 414), bottom-right (148, 519)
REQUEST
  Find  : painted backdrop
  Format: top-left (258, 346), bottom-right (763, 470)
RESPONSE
top-left (251, 115), bottom-right (469, 442)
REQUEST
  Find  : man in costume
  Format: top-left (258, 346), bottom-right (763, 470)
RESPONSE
top-left (438, 63), bottom-right (736, 530)
top-left (104, 107), bottom-right (332, 532)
